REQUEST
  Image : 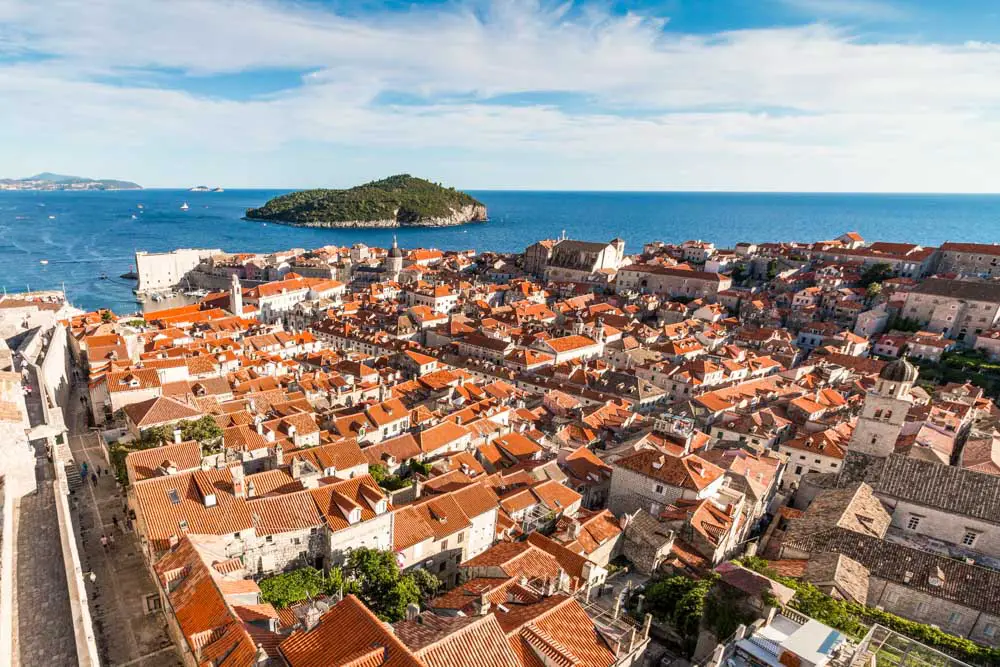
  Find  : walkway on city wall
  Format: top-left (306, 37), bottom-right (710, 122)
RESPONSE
top-left (13, 363), bottom-right (78, 667)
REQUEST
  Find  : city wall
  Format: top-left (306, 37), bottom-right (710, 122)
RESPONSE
top-left (135, 248), bottom-right (220, 293)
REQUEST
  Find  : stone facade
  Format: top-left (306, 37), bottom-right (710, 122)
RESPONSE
top-left (608, 464), bottom-right (722, 517)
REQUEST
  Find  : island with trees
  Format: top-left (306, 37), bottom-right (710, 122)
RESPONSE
top-left (244, 174), bottom-right (487, 228)
top-left (0, 172), bottom-right (142, 191)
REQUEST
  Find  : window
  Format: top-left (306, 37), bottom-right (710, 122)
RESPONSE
top-left (962, 531), bottom-right (980, 547)
top-left (654, 484), bottom-right (665, 494)
top-left (441, 539), bottom-right (449, 551)
top-left (439, 561), bottom-right (447, 573)
top-left (985, 624), bottom-right (997, 638)
top-left (167, 489), bottom-right (181, 505)
top-left (949, 612), bottom-right (963, 626)
top-left (457, 533), bottom-right (464, 544)
top-left (145, 593), bottom-right (162, 613)
top-left (907, 516), bottom-right (922, 531)
top-left (795, 466), bottom-right (803, 475)
top-left (265, 535), bottom-right (273, 544)
top-left (293, 537), bottom-right (301, 546)
top-left (916, 602), bottom-right (929, 615)
top-left (178, 519), bottom-right (188, 531)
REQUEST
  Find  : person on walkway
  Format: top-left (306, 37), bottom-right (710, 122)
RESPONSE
top-left (124, 516), bottom-right (133, 533)
top-left (100, 534), bottom-right (108, 551)
top-left (108, 533), bottom-right (116, 550)
top-left (112, 515), bottom-right (119, 531)
top-left (95, 465), bottom-right (101, 476)
top-left (81, 462), bottom-right (88, 477)
top-left (91, 472), bottom-right (98, 486)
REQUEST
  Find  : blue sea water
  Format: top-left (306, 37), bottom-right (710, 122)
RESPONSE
top-left (2, 189), bottom-right (1000, 313)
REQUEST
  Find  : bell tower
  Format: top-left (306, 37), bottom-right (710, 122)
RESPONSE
top-left (230, 273), bottom-right (243, 317)
top-left (387, 236), bottom-right (404, 281)
top-left (849, 358), bottom-right (918, 458)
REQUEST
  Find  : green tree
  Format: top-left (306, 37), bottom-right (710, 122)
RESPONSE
top-left (346, 547), bottom-right (422, 622)
top-left (409, 568), bottom-right (442, 603)
top-left (766, 259), bottom-right (779, 280)
top-left (865, 282), bottom-right (883, 303)
top-left (101, 310), bottom-right (114, 323)
top-left (259, 568), bottom-right (329, 608)
top-left (369, 463), bottom-right (388, 484)
top-left (408, 459), bottom-right (431, 476)
top-left (860, 262), bottom-right (894, 287)
top-left (730, 265), bottom-right (747, 285)
top-left (180, 415), bottom-right (223, 443)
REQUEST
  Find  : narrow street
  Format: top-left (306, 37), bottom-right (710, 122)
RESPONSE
top-left (66, 386), bottom-right (183, 667)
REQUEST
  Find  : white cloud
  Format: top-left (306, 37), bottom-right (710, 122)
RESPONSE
top-left (0, 0), bottom-right (999, 190)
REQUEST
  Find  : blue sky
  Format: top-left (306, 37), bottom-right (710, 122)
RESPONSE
top-left (2, 0), bottom-right (1000, 191)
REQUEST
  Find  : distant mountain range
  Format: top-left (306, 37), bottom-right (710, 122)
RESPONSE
top-left (0, 172), bottom-right (142, 191)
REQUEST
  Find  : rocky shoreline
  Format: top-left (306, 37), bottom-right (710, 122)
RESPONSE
top-left (245, 203), bottom-right (488, 229)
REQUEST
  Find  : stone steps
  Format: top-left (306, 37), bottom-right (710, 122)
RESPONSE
top-left (64, 464), bottom-right (82, 492)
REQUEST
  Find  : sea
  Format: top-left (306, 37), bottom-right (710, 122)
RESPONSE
top-left (2, 189), bottom-right (1000, 314)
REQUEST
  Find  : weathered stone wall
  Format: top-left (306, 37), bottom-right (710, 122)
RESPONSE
top-left (868, 577), bottom-right (1000, 647)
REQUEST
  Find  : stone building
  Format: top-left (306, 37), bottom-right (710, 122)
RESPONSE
top-left (608, 449), bottom-right (725, 517)
top-left (543, 238), bottom-right (625, 283)
top-left (900, 277), bottom-right (1000, 341)
top-left (615, 264), bottom-right (732, 301)
top-left (937, 242), bottom-right (1000, 277)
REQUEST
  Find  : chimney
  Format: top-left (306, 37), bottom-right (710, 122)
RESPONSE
top-left (247, 478), bottom-right (257, 498)
top-left (291, 457), bottom-right (303, 480)
top-left (173, 428), bottom-right (182, 444)
top-left (231, 465), bottom-right (245, 498)
top-left (274, 443), bottom-right (284, 467)
top-left (405, 603), bottom-right (420, 621)
top-left (478, 591), bottom-right (491, 616)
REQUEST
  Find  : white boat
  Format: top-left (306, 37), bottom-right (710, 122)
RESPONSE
top-left (48, 215), bottom-right (56, 219)
top-left (137, 204), bottom-right (144, 209)
top-left (180, 202), bottom-right (190, 210)
top-left (131, 214), bottom-right (137, 220)
top-left (39, 259), bottom-right (48, 265)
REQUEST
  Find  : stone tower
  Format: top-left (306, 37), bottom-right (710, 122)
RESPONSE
top-left (231, 273), bottom-right (243, 317)
top-left (849, 357), bottom-right (918, 458)
top-left (387, 236), bottom-right (404, 281)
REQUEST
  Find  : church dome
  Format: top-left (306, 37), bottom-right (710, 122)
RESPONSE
top-left (880, 357), bottom-right (918, 384)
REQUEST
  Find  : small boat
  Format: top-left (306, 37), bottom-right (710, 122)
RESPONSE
top-left (211, 187), bottom-right (224, 193)
top-left (39, 259), bottom-right (48, 265)
top-left (137, 204), bottom-right (144, 209)
top-left (131, 214), bottom-right (137, 220)
top-left (99, 272), bottom-right (108, 280)
top-left (180, 202), bottom-right (190, 211)
top-left (48, 215), bottom-right (56, 219)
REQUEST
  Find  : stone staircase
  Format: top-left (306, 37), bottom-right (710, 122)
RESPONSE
top-left (55, 438), bottom-right (82, 493)
top-left (63, 463), bottom-right (82, 493)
